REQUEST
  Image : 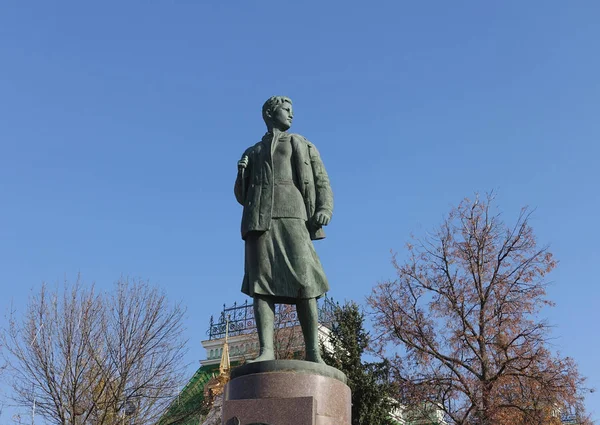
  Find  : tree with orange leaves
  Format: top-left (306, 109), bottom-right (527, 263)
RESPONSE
top-left (368, 194), bottom-right (592, 425)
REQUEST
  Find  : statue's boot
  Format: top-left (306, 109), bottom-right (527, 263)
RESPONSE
top-left (297, 298), bottom-right (325, 364)
top-left (248, 295), bottom-right (275, 363)
top-left (250, 347), bottom-right (275, 362)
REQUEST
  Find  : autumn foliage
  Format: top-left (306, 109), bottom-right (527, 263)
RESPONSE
top-left (368, 195), bottom-right (591, 425)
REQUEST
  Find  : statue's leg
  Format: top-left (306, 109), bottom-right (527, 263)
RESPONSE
top-left (297, 298), bottom-right (324, 364)
top-left (249, 295), bottom-right (275, 362)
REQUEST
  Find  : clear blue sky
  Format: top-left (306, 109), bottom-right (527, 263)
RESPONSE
top-left (1, 1), bottom-right (599, 422)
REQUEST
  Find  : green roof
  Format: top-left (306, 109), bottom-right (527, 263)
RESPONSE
top-left (158, 363), bottom-right (220, 425)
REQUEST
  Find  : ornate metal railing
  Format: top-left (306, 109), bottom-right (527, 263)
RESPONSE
top-left (560, 414), bottom-right (579, 424)
top-left (206, 296), bottom-right (336, 340)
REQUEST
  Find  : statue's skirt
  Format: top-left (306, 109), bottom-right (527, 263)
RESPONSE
top-left (242, 218), bottom-right (329, 302)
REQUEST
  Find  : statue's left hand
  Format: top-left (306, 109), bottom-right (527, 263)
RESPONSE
top-left (313, 211), bottom-right (331, 226)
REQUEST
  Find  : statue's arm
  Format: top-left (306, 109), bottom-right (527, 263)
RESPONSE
top-left (234, 147), bottom-right (253, 205)
top-left (308, 143), bottom-right (333, 217)
top-left (234, 174), bottom-right (244, 205)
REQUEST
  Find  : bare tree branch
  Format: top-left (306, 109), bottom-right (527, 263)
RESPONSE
top-left (368, 194), bottom-right (592, 425)
top-left (1, 276), bottom-right (187, 425)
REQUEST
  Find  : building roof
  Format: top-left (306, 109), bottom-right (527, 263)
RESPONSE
top-left (157, 363), bottom-right (220, 425)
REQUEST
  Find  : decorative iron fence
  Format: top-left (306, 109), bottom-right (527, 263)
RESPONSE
top-left (561, 414), bottom-right (579, 424)
top-left (207, 296), bottom-right (336, 340)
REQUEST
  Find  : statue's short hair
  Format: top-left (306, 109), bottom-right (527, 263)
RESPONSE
top-left (262, 96), bottom-right (292, 127)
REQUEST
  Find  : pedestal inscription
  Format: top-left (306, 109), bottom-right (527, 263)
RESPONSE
top-left (223, 396), bottom-right (315, 425)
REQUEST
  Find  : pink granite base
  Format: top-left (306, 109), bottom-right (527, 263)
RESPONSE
top-left (223, 366), bottom-right (351, 425)
top-left (223, 396), bottom-right (315, 425)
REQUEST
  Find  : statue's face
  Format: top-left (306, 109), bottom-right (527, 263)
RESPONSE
top-left (269, 102), bottom-right (293, 131)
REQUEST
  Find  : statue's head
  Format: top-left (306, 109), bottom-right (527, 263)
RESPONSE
top-left (262, 96), bottom-right (293, 131)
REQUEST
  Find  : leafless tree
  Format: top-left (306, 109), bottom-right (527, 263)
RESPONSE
top-left (368, 194), bottom-right (592, 425)
top-left (273, 304), bottom-right (304, 360)
top-left (2, 276), bottom-right (187, 425)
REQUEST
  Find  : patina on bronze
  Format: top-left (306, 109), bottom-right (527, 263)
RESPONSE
top-left (234, 96), bottom-right (333, 363)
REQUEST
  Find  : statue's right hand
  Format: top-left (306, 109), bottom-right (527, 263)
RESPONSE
top-left (238, 155), bottom-right (249, 170)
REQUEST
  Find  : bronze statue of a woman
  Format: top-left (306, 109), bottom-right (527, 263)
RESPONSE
top-left (234, 96), bottom-right (333, 363)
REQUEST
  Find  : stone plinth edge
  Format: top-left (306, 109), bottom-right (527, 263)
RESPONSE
top-left (230, 359), bottom-right (347, 384)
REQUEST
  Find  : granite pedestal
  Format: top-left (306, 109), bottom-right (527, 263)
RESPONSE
top-left (223, 360), bottom-right (351, 425)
